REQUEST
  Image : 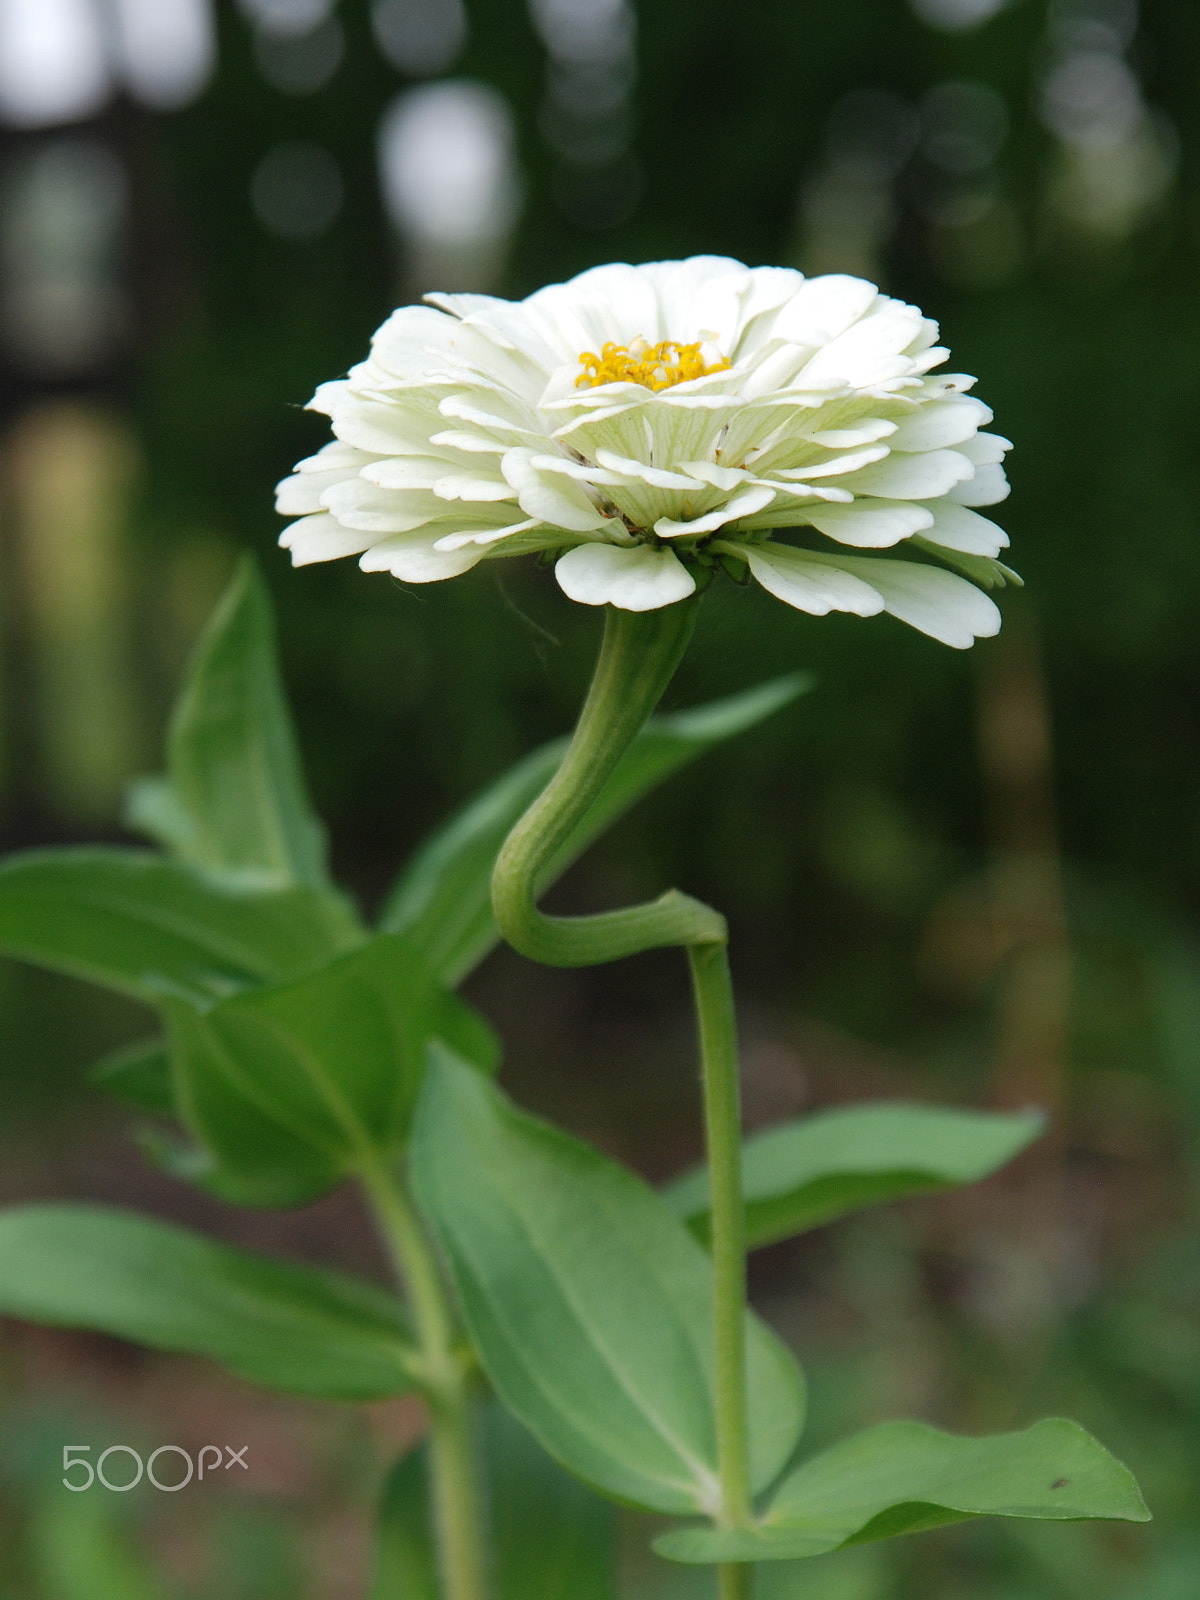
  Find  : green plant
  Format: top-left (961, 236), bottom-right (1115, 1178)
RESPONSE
top-left (0, 555), bottom-right (1148, 1599)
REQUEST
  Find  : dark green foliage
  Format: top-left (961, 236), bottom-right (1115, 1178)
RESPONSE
top-left (0, 1205), bottom-right (415, 1400)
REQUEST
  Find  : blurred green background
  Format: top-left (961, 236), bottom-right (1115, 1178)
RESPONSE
top-left (1, 0), bottom-right (1199, 1595)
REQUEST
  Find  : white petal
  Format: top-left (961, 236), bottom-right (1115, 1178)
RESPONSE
top-left (593, 448), bottom-right (700, 492)
top-left (275, 467), bottom-right (355, 516)
top-left (437, 393), bottom-right (543, 439)
top-left (425, 290), bottom-right (573, 371)
top-left (739, 341), bottom-right (821, 399)
top-left (368, 303), bottom-right (463, 375)
top-left (364, 455), bottom-right (459, 490)
top-left (359, 533), bottom-right (484, 582)
top-left (773, 444), bottom-right (891, 481)
top-left (768, 275), bottom-right (880, 348)
top-left (642, 256), bottom-right (751, 342)
top-left (948, 463), bottom-right (1010, 506)
top-left (888, 397), bottom-right (993, 452)
top-left (314, 388), bottom-right (439, 455)
top-left (677, 460), bottom-right (752, 492)
top-left (806, 499), bottom-right (935, 548)
top-left (322, 476), bottom-right (435, 534)
top-left (655, 485), bottom-right (777, 539)
top-left (554, 541), bottom-right (696, 611)
top-left (433, 518), bottom-right (538, 551)
top-left (748, 479), bottom-right (854, 506)
top-left (279, 513), bottom-right (375, 566)
top-left (806, 419), bottom-right (897, 448)
top-left (501, 447), bottom-right (613, 532)
top-left (432, 474), bottom-right (516, 502)
top-left (818, 554), bottom-right (1001, 647)
top-left (293, 440), bottom-right (378, 473)
top-left (838, 449), bottom-right (974, 501)
top-left (909, 345), bottom-right (950, 374)
top-left (428, 429), bottom-right (508, 455)
top-left (957, 432), bottom-right (1012, 466)
top-left (737, 542), bottom-right (886, 617)
top-left (919, 501), bottom-right (1009, 556)
top-left (527, 453), bottom-right (627, 487)
top-left (797, 305), bottom-right (932, 388)
top-left (922, 372), bottom-right (978, 398)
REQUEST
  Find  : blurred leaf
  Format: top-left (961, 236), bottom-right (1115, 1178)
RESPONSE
top-left (369, 1448), bottom-right (439, 1600)
top-left (31, 1495), bottom-right (171, 1600)
top-left (370, 1413), bottom-right (618, 1600)
top-left (88, 1037), bottom-right (173, 1115)
top-left (665, 1104), bottom-right (1046, 1249)
top-left (654, 1419), bottom-right (1150, 1564)
top-left (410, 1048), bottom-right (805, 1516)
top-left (161, 931), bottom-right (499, 1205)
top-left (381, 675), bottom-right (810, 984)
top-left (0, 848), bottom-right (363, 1007)
top-left (124, 555), bottom-right (331, 892)
top-left (0, 1205), bottom-right (417, 1399)
top-left (489, 1404), bottom-right (619, 1600)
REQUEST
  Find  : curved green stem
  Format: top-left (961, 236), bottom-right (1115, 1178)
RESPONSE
top-left (491, 599), bottom-right (725, 966)
top-left (491, 602), bottom-right (754, 1597)
top-left (361, 1162), bottom-right (487, 1600)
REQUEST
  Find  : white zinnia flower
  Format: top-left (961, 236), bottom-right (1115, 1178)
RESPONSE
top-left (277, 257), bottom-right (1016, 647)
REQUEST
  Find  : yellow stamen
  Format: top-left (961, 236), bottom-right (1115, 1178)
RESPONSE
top-left (575, 336), bottom-right (731, 392)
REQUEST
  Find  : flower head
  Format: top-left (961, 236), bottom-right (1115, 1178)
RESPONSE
top-left (277, 257), bottom-right (1015, 647)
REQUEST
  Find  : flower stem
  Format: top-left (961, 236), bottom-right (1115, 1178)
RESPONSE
top-left (690, 942), bottom-right (752, 1530)
top-left (491, 601), bottom-right (755, 1598)
top-left (718, 1566), bottom-right (755, 1600)
top-left (361, 1162), bottom-right (487, 1600)
top-left (491, 599), bottom-right (725, 967)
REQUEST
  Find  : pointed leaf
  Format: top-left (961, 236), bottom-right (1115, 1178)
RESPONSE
top-left (655, 1419), bottom-right (1150, 1563)
top-left (411, 1048), bottom-right (805, 1517)
top-left (162, 996), bottom-right (344, 1206)
top-left (382, 675), bottom-right (810, 984)
top-left (164, 932), bottom-right (500, 1207)
top-left (0, 848), bottom-right (363, 1007)
top-left (666, 1104), bottom-right (1046, 1249)
top-left (89, 1037), bottom-right (173, 1115)
top-left (125, 555), bottom-right (330, 890)
top-left (0, 1204), bottom-right (417, 1399)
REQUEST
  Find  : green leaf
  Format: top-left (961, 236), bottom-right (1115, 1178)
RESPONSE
top-left (488, 1405), bottom-right (618, 1600)
top-left (89, 1037), bottom-right (173, 1115)
top-left (368, 1448), bottom-right (439, 1600)
top-left (124, 555), bottom-right (330, 891)
top-left (163, 932), bottom-right (500, 1207)
top-left (161, 995), bottom-right (343, 1207)
top-left (0, 847), bottom-right (363, 1007)
top-left (369, 1412), bottom-right (618, 1600)
top-left (86, 1045), bottom-right (264, 1203)
top-left (32, 1496), bottom-right (172, 1600)
top-left (410, 1048), bottom-right (806, 1517)
top-left (0, 1204), bottom-right (417, 1400)
top-left (382, 675), bottom-right (810, 984)
top-left (665, 1104), bottom-right (1046, 1249)
top-left (654, 1419), bottom-right (1150, 1564)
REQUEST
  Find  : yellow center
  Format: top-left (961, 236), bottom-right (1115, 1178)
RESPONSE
top-left (575, 337), bottom-right (731, 392)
